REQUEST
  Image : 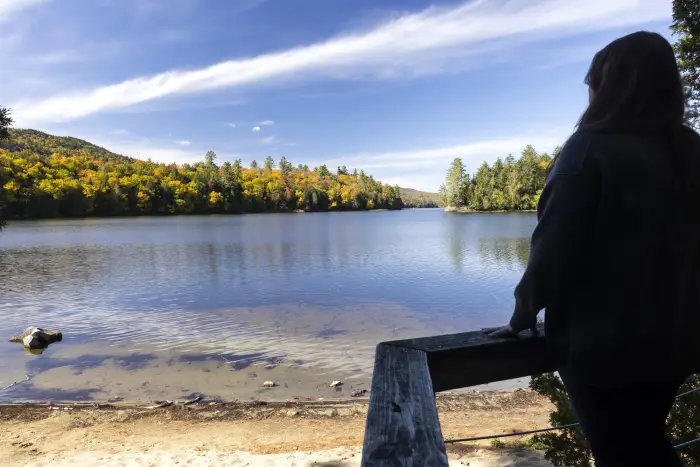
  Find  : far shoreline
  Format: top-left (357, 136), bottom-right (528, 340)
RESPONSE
top-left (444, 207), bottom-right (537, 214)
top-left (2, 208), bottom-right (428, 224)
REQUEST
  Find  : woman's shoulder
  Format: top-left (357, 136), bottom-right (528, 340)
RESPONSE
top-left (553, 132), bottom-right (596, 175)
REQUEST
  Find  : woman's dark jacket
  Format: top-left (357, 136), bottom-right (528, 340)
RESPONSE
top-left (510, 130), bottom-right (700, 385)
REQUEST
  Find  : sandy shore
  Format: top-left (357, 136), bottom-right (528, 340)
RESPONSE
top-left (0, 390), bottom-right (554, 466)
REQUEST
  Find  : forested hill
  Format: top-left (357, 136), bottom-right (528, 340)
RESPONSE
top-left (399, 188), bottom-right (441, 208)
top-left (0, 129), bottom-right (133, 163)
top-left (0, 129), bottom-right (403, 219)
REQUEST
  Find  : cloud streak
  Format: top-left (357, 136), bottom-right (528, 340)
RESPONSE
top-left (318, 132), bottom-right (568, 191)
top-left (326, 136), bottom-right (563, 171)
top-left (12, 0), bottom-right (668, 124)
top-left (0, 0), bottom-right (47, 21)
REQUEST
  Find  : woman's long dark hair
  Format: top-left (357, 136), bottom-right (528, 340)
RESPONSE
top-left (549, 31), bottom-right (699, 188)
top-left (578, 31), bottom-right (685, 134)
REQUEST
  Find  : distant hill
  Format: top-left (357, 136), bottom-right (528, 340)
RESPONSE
top-left (0, 129), bottom-right (404, 218)
top-left (0, 129), bottom-right (133, 163)
top-left (399, 188), bottom-right (442, 208)
top-left (0, 128), bottom-right (439, 210)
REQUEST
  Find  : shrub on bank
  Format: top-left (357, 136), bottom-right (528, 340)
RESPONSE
top-left (528, 373), bottom-right (700, 466)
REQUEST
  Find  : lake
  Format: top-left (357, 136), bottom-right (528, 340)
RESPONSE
top-left (0, 210), bottom-right (536, 402)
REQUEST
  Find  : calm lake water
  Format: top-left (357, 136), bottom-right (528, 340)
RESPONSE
top-left (0, 210), bottom-right (535, 402)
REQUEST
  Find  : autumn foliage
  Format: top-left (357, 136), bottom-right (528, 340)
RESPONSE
top-left (0, 129), bottom-right (404, 219)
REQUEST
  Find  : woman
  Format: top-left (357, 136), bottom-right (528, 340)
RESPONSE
top-left (488, 31), bottom-right (700, 466)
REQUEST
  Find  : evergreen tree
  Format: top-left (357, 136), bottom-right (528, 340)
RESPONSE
top-left (0, 106), bottom-right (12, 141)
top-left (205, 150), bottom-right (217, 168)
top-left (445, 158), bottom-right (467, 207)
top-left (673, 0), bottom-right (700, 128)
top-left (438, 184), bottom-right (448, 207)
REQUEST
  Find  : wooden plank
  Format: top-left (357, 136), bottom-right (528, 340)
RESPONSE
top-left (385, 324), bottom-right (545, 353)
top-left (386, 326), bottom-right (554, 392)
top-left (361, 343), bottom-right (448, 467)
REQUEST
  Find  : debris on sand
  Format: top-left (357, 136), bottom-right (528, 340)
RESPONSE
top-left (1, 374), bottom-right (31, 391)
top-left (145, 401), bottom-right (174, 409)
top-left (329, 381), bottom-right (343, 388)
top-left (351, 389), bottom-right (368, 397)
top-left (262, 381), bottom-right (277, 388)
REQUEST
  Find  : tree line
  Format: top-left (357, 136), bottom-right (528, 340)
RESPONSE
top-left (0, 128), bottom-right (404, 220)
top-left (438, 145), bottom-right (556, 211)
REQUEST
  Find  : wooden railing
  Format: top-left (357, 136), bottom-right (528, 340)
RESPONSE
top-left (360, 326), bottom-right (553, 466)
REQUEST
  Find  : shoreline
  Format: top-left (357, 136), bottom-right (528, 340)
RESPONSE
top-left (1, 208), bottom-right (416, 223)
top-left (0, 390), bottom-right (554, 466)
top-left (0, 386), bottom-right (529, 409)
top-left (444, 207), bottom-right (537, 213)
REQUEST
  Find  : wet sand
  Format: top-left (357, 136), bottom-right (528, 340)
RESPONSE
top-left (1, 303), bottom-right (529, 403)
top-left (0, 391), bottom-right (554, 467)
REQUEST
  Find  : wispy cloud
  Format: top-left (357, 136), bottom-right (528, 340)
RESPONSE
top-left (231, 0), bottom-right (269, 14)
top-left (28, 41), bottom-right (125, 65)
top-left (326, 137), bottom-right (561, 171)
top-left (12, 0), bottom-right (668, 125)
top-left (0, 0), bottom-right (48, 21)
top-left (176, 140), bottom-right (191, 146)
top-left (251, 126), bottom-right (261, 132)
top-left (92, 139), bottom-right (202, 165)
top-left (226, 122), bottom-right (237, 128)
top-left (82, 135), bottom-right (246, 165)
top-left (316, 131), bottom-right (569, 191)
top-left (259, 120), bottom-right (275, 126)
top-left (260, 135), bottom-right (276, 145)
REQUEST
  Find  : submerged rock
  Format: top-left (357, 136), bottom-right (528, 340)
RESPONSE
top-left (10, 327), bottom-right (63, 352)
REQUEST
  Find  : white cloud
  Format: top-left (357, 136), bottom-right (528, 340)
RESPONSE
top-left (327, 137), bottom-right (557, 169)
top-left (176, 140), bottom-right (191, 146)
top-left (83, 136), bottom-right (246, 165)
top-left (95, 140), bottom-right (203, 165)
top-left (226, 122), bottom-right (237, 128)
top-left (314, 130), bottom-right (570, 191)
top-left (11, 0), bottom-right (669, 125)
top-left (259, 120), bottom-right (275, 126)
top-left (0, 0), bottom-right (48, 21)
top-left (28, 41), bottom-right (125, 65)
top-left (260, 135), bottom-right (276, 145)
top-left (251, 126), bottom-right (261, 132)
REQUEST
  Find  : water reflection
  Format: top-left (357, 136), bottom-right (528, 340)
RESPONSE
top-left (0, 211), bottom-right (536, 401)
top-left (478, 237), bottom-right (530, 269)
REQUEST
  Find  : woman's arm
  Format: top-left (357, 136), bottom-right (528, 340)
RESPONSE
top-left (508, 133), bottom-right (601, 333)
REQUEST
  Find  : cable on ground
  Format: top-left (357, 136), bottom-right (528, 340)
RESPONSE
top-left (444, 382), bottom-right (700, 447)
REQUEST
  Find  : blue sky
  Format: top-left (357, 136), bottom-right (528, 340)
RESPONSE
top-left (0, 0), bottom-right (672, 191)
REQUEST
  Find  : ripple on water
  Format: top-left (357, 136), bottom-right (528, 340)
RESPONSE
top-left (0, 212), bottom-right (535, 401)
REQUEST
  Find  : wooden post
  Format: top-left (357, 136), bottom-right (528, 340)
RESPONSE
top-left (361, 327), bottom-right (553, 466)
top-left (361, 343), bottom-right (448, 467)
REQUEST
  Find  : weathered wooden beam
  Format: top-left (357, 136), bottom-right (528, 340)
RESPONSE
top-left (385, 326), bottom-right (553, 393)
top-left (361, 343), bottom-right (448, 467)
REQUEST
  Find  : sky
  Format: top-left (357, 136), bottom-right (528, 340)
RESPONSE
top-left (0, 0), bottom-right (673, 191)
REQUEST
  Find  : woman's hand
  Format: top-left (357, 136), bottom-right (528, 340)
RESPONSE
top-left (483, 323), bottom-right (540, 338)
top-left (483, 325), bottom-right (519, 338)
